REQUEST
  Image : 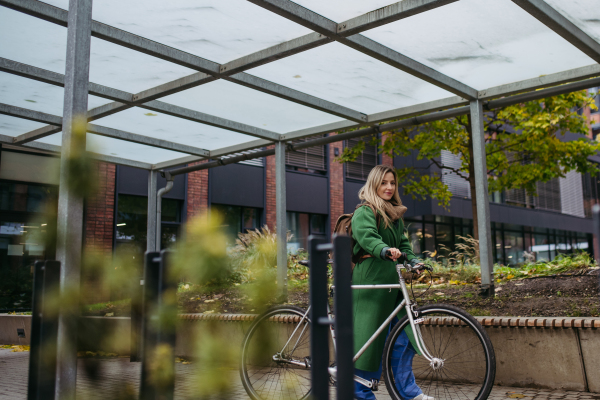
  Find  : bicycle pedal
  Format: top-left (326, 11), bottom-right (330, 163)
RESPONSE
top-left (371, 379), bottom-right (379, 391)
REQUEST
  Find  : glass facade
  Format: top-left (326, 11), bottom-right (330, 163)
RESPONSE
top-left (211, 204), bottom-right (262, 243)
top-left (287, 212), bottom-right (327, 253)
top-left (115, 194), bottom-right (183, 255)
top-left (0, 181), bottom-right (57, 311)
top-left (404, 216), bottom-right (591, 266)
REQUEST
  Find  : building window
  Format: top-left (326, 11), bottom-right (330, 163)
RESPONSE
top-left (0, 180), bottom-right (57, 311)
top-left (286, 136), bottom-right (327, 175)
top-left (211, 204), bottom-right (262, 242)
top-left (115, 194), bottom-right (183, 254)
top-left (535, 178), bottom-right (562, 212)
top-left (286, 212), bottom-right (327, 253)
top-left (345, 138), bottom-right (377, 181)
top-left (582, 171), bottom-right (600, 218)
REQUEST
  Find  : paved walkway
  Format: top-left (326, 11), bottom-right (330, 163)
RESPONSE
top-left (1, 349), bottom-right (598, 399)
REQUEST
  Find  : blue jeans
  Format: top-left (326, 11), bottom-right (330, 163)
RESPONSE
top-left (354, 320), bottom-right (422, 400)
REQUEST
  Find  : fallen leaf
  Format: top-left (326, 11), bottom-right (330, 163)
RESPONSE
top-left (203, 310), bottom-right (215, 314)
top-left (182, 361), bottom-right (191, 365)
top-left (204, 299), bottom-right (214, 303)
top-left (144, 112), bottom-right (157, 116)
top-left (507, 393), bottom-right (527, 398)
top-left (104, 312), bottom-right (114, 317)
top-left (435, 292), bottom-right (445, 296)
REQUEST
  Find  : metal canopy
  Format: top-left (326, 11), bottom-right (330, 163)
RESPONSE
top-left (1, 0), bottom-right (599, 167)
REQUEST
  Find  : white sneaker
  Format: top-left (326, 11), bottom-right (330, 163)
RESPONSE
top-left (410, 395), bottom-right (435, 400)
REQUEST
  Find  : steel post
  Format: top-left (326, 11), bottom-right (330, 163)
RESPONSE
top-left (55, 0), bottom-right (93, 398)
top-left (592, 205), bottom-right (600, 296)
top-left (147, 170), bottom-right (159, 253)
top-left (308, 236), bottom-right (330, 400)
top-left (470, 99), bottom-right (494, 297)
top-left (332, 235), bottom-right (353, 400)
top-left (275, 141), bottom-right (288, 300)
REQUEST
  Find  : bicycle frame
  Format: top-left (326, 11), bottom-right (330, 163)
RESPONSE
top-left (275, 263), bottom-right (439, 389)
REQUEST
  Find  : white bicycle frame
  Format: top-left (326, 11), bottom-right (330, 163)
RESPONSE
top-left (275, 263), bottom-right (439, 389)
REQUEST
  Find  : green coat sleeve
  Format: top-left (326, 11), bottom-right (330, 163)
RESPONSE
top-left (351, 206), bottom-right (388, 260)
top-left (398, 227), bottom-right (416, 262)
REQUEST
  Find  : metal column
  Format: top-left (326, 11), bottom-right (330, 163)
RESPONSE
top-left (147, 170), bottom-right (159, 253)
top-left (275, 141), bottom-right (287, 300)
top-left (470, 99), bottom-right (494, 296)
top-left (55, 0), bottom-right (93, 398)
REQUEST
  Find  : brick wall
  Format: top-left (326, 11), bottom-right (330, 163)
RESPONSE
top-left (381, 134), bottom-right (393, 167)
top-left (186, 161), bottom-right (209, 219)
top-left (265, 145), bottom-right (276, 230)
top-left (82, 161), bottom-right (116, 304)
top-left (329, 138), bottom-right (344, 235)
top-left (84, 162), bottom-right (115, 254)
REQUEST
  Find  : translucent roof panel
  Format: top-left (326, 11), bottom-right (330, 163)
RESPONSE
top-left (0, 73), bottom-right (111, 117)
top-left (43, 0), bottom-right (311, 64)
top-left (545, 0), bottom-right (600, 43)
top-left (38, 132), bottom-right (188, 165)
top-left (88, 37), bottom-right (196, 93)
top-left (90, 107), bottom-right (264, 151)
top-left (248, 42), bottom-right (454, 115)
top-left (0, 7), bottom-right (67, 74)
top-left (161, 79), bottom-right (344, 134)
top-left (361, 0), bottom-right (595, 91)
top-left (0, 115), bottom-right (46, 138)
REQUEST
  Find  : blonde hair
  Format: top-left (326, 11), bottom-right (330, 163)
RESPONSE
top-left (358, 165), bottom-right (401, 228)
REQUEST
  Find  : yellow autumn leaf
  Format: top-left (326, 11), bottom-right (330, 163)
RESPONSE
top-left (507, 274), bottom-right (514, 279)
top-left (507, 394), bottom-right (527, 398)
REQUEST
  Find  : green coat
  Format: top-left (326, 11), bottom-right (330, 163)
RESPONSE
top-left (351, 205), bottom-right (417, 371)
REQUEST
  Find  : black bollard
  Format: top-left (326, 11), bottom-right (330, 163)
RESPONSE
top-left (308, 236), bottom-right (331, 400)
top-left (27, 260), bottom-right (60, 400)
top-left (332, 235), bottom-right (354, 400)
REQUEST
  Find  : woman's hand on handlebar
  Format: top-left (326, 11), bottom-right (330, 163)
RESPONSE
top-left (385, 248), bottom-right (402, 261)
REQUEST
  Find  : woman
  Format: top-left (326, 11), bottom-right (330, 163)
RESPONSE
top-left (351, 165), bottom-right (432, 400)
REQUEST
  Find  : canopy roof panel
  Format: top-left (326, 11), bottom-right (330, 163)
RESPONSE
top-left (92, 106), bottom-right (266, 151)
top-left (545, 0), bottom-right (600, 43)
top-left (38, 132), bottom-right (189, 164)
top-left (0, 0), bottom-right (598, 169)
top-left (161, 79), bottom-right (345, 134)
top-left (361, 0), bottom-right (595, 90)
top-left (248, 41), bottom-right (455, 114)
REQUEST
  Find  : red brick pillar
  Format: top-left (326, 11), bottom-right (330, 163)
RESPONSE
top-left (186, 161), bottom-right (209, 219)
top-left (329, 138), bottom-right (344, 235)
top-left (265, 145), bottom-right (276, 230)
top-left (84, 162), bottom-right (116, 254)
top-left (83, 161), bottom-right (116, 304)
top-left (381, 133), bottom-right (393, 167)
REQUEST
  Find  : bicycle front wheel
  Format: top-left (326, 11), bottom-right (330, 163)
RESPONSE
top-left (382, 304), bottom-right (496, 400)
top-left (240, 305), bottom-right (312, 400)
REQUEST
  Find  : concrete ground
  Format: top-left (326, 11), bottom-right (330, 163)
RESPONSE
top-left (1, 349), bottom-right (598, 400)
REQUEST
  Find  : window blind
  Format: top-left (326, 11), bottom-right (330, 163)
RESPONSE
top-left (440, 150), bottom-right (470, 198)
top-left (285, 135), bottom-right (326, 173)
top-left (220, 149), bottom-right (264, 167)
top-left (345, 138), bottom-right (377, 181)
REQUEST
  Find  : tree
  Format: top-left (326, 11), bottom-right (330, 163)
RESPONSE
top-left (339, 89), bottom-right (600, 241)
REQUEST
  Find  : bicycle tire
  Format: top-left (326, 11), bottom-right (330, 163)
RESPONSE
top-left (240, 305), bottom-right (313, 400)
top-left (382, 304), bottom-right (496, 400)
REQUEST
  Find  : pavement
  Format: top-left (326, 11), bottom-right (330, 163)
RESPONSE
top-left (1, 349), bottom-right (598, 399)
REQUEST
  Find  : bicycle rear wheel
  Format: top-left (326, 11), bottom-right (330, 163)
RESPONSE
top-left (382, 304), bottom-right (496, 400)
top-left (240, 305), bottom-right (312, 400)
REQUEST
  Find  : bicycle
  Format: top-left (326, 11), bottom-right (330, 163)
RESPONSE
top-left (239, 257), bottom-right (496, 400)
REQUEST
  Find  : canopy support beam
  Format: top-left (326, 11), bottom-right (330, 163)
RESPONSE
top-left (469, 99), bottom-right (494, 297)
top-left (55, 0), bottom-right (93, 398)
top-left (275, 141), bottom-right (288, 301)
